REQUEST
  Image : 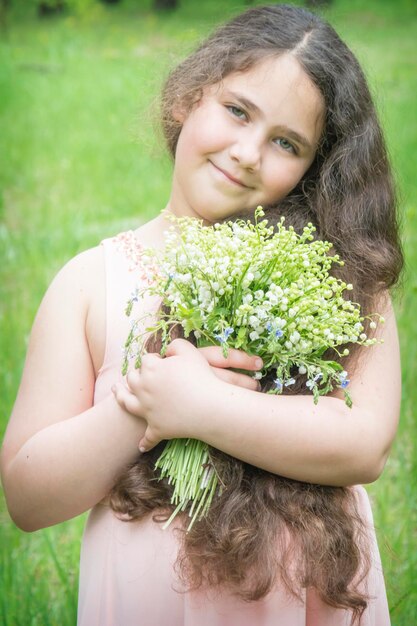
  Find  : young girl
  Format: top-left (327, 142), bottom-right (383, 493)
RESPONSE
top-left (1, 4), bottom-right (402, 625)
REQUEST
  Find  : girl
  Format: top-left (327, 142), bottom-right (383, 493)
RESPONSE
top-left (1, 4), bottom-right (402, 625)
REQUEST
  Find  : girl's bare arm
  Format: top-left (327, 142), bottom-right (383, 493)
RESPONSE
top-left (0, 248), bottom-right (149, 531)
top-left (115, 295), bottom-right (401, 487)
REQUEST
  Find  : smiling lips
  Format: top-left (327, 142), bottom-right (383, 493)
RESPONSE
top-left (210, 161), bottom-right (252, 188)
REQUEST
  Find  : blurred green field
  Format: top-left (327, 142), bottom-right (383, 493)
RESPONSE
top-left (1, 0), bottom-right (416, 624)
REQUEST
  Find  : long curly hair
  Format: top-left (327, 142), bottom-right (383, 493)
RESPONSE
top-left (110, 4), bottom-right (403, 623)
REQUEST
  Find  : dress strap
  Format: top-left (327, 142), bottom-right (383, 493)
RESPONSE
top-left (97, 232), bottom-right (145, 379)
top-left (94, 231), bottom-right (160, 403)
top-left (111, 231), bottom-right (145, 271)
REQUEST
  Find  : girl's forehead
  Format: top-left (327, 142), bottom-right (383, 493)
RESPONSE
top-left (221, 55), bottom-right (323, 108)
top-left (212, 55), bottom-right (325, 146)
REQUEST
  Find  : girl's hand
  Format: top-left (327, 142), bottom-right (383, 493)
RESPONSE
top-left (194, 343), bottom-right (263, 390)
top-left (112, 338), bottom-right (262, 451)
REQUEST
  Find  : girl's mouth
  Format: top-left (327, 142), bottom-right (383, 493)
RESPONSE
top-left (209, 161), bottom-right (252, 188)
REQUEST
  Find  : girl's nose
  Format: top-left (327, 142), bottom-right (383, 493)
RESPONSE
top-left (229, 130), bottom-right (262, 171)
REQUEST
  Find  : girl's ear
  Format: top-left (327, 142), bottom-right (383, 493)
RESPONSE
top-left (172, 96), bottom-right (187, 123)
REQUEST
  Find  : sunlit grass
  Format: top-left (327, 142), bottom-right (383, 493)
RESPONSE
top-left (1, 1), bottom-right (416, 624)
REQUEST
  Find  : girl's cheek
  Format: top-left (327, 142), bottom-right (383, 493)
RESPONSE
top-left (279, 158), bottom-right (311, 189)
top-left (263, 164), bottom-right (301, 201)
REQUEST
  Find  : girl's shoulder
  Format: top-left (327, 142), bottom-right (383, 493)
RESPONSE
top-left (60, 222), bottom-right (153, 304)
top-left (56, 219), bottom-right (155, 300)
top-left (45, 244), bottom-right (105, 316)
top-left (41, 244), bottom-right (106, 377)
top-left (98, 216), bottom-right (168, 266)
top-left (58, 218), bottom-right (166, 374)
top-left (75, 220), bottom-right (160, 374)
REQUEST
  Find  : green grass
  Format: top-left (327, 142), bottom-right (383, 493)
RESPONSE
top-left (1, 0), bottom-right (416, 623)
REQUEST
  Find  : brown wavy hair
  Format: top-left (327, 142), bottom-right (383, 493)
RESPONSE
top-left (110, 4), bottom-right (403, 623)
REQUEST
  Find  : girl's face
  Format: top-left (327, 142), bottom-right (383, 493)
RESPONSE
top-left (168, 54), bottom-right (325, 223)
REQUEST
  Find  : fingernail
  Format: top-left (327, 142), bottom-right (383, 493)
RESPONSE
top-left (255, 358), bottom-right (263, 369)
top-left (139, 446), bottom-right (146, 453)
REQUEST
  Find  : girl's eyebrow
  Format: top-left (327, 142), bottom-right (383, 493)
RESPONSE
top-left (225, 89), bottom-right (313, 151)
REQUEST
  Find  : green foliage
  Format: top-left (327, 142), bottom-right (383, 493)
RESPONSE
top-left (0, 1), bottom-right (416, 624)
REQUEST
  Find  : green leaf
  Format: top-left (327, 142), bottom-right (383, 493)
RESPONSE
top-left (325, 360), bottom-right (344, 372)
top-left (183, 317), bottom-right (201, 336)
top-left (177, 304), bottom-right (194, 318)
top-left (344, 390), bottom-right (353, 408)
top-left (234, 327), bottom-right (247, 349)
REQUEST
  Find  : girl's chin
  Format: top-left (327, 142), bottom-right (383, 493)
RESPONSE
top-left (192, 204), bottom-right (257, 223)
top-left (168, 198), bottom-right (258, 223)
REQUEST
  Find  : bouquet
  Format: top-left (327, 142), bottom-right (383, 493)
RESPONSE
top-left (123, 207), bottom-right (381, 530)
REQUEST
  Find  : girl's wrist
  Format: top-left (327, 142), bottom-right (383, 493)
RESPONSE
top-left (106, 390), bottom-right (147, 439)
top-left (189, 377), bottom-right (238, 443)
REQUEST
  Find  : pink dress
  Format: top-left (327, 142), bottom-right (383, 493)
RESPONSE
top-left (78, 232), bottom-right (391, 626)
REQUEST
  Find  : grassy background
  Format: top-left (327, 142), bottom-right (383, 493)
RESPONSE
top-left (1, 0), bottom-right (416, 623)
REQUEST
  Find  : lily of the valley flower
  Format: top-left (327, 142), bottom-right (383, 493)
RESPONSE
top-left (122, 207), bottom-right (382, 530)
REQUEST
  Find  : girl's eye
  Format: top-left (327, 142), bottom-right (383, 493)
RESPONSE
top-left (226, 105), bottom-right (247, 121)
top-left (274, 137), bottom-right (297, 154)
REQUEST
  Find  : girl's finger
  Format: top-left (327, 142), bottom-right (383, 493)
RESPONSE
top-left (139, 428), bottom-right (161, 453)
top-left (141, 352), bottom-right (163, 365)
top-left (112, 383), bottom-right (142, 417)
top-left (212, 367), bottom-right (261, 391)
top-left (165, 338), bottom-right (199, 358)
top-left (198, 346), bottom-right (263, 371)
top-left (126, 369), bottom-right (141, 393)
